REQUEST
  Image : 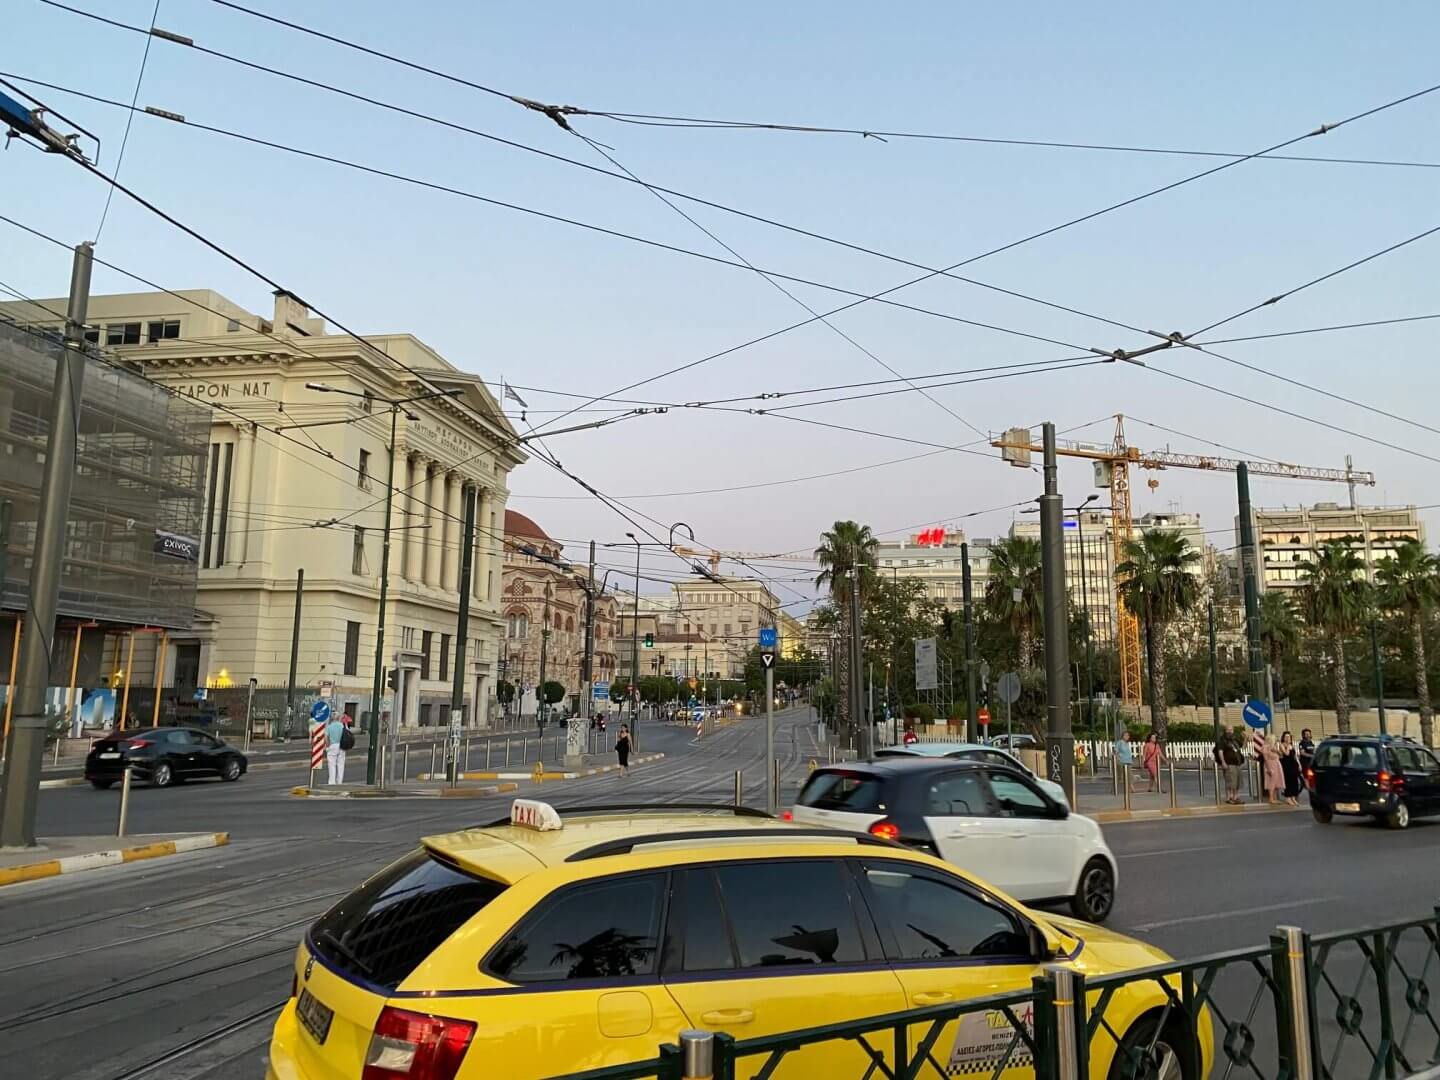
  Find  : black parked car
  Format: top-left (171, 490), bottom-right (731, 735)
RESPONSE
top-left (1308, 734), bottom-right (1440, 829)
top-left (85, 726), bottom-right (248, 789)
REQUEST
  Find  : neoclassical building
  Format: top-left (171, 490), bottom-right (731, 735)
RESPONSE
top-left (0, 287), bottom-right (524, 731)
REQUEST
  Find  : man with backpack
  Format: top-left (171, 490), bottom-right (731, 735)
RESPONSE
top-left (326, 714), bottom-right (354, 785)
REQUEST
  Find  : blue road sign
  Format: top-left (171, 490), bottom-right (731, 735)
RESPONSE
top-left (1242, 697), bottom-right (1273, 729)
top-left (310, 699), bottom-right (331, 724)
top-left (592, 681), bottom-right (610, 701)
top-left (693, 707), bottom-right (705, 724)
top-left (758, 626), bottom-right (778, 650)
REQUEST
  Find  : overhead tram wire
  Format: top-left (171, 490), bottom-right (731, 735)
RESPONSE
top-left (93, 0), bottom-right (162, 241)
top-left (0, 72), bottom-right (1109, 365)
top-left (525, 81), bottom-right (1440, 437)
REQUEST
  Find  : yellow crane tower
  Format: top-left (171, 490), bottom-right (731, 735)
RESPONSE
top-left (994, 416), bottom-right (1375, 706)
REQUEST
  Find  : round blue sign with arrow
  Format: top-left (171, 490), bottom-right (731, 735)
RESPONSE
top-left (310, 699), bottom-right (331, 724)
top-left (1242, 697), bottom-right (1272, 729)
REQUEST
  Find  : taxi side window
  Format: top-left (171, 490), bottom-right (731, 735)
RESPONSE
top-left (861, 863), bottom-right (1032, 962)
top-left (486, 873), bottom-right (665, 983)
top-left (666, 868), bottom-right (736, 973)
top-left (713, 861), bottom-right (867, 968)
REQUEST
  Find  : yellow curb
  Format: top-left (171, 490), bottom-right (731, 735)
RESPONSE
top-left (0, 832), bottom-right (229, 888)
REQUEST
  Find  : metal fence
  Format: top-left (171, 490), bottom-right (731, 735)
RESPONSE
top-left (549, 907), bottom-right (1440, 1080)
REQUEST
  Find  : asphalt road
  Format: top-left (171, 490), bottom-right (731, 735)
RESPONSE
top-left (2, 708), bottom-right (1435, 1078)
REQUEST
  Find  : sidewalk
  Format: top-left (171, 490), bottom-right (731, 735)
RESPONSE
top-left (1075, 768), bottom-right (1306, 823)
top-left (291, 781), bottom-right (520, 800)
top-left (419, 752), bottom-right (665, 783)
top-left (0, 832), bottom-right (229, 888)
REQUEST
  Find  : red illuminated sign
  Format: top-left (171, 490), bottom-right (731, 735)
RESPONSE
top-left (916, 527), bottom-right (946, 547)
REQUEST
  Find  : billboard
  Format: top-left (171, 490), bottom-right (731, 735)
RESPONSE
top-left (0, 320), bottom-right (209, 629)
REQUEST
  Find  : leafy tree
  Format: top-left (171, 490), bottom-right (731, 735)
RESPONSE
top-left (1258, 591), bottom-right (1301, 693)
top-left (814, 521), bottom-right (879, 737)
top-left (1116, 532), bottom-right (1201, 741)
top-left (1297, 541), bottom-right (1370, 733)
top-left (862, 575), bottom-right (945, 710)
top-left (495, 680), bottom-right (515, 705)
top-left (1376, 538), bottom-right (1440, 747)
top-left (541, 680), bottom-right (566, 706)
top-left (983, 537), bottom-right (1043, 670)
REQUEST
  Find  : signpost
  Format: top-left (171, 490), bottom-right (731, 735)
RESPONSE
top-left (996, 671), bottom-right (1021, 743)
top-left (592, 681), bottom-right (610, 703)
top-left (759, 627), bottom-right (777, 814)
top-left (914, 638), bottom-right (938, 692)
top-left (1242, 697), bottom-right (1273, 729)
top-left (308, 717), bottom-right (326, 789)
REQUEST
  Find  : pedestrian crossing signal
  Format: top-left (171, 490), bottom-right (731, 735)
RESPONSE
top-left (643, 633), bottom-right (654, 648)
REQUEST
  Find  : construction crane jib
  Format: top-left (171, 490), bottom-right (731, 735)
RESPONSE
top-left (993, 416), bottom-right (1374, 706)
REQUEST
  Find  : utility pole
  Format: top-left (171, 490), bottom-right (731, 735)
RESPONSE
top-left (572, 541), bottom-right (596, 768)
top-left (849, 573), bottom-right (867, 756)
top-left (1208, 600), bottom-right (1222, 745)
top-left (627, 533), bottom-right (640, 746)
top-left (537, 587), bottom-right (551, 733)
top-left (765, 656), bottom-right (776, 814)
top-left (448, 486), bottom-right (476, 782)
top-left (1372, 622), bottom-right (1388, 736)
top-left (961, 541), bottom-right (978, 738)
top-left (285, 569), bottom-right (304, 740)
top-left (0, 242), bottom-right (92, 848)
top-left (1040, 422), bottom-right (1075, 805)
top-left (366, 401), bottom-right (399, 785)
top-left (1236, 464), bottom-right (1265, 703)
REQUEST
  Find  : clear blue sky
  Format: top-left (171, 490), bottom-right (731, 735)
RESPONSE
top-left (4, 1), bottom-right (1438, 601)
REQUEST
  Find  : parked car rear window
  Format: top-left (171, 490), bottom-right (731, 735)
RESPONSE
top-left (311, 848), bottom-right (505, 988)
top-left (1315, 743), bottom-right (1379, 771)
top-left (796, 770), bottom-right (886, 812)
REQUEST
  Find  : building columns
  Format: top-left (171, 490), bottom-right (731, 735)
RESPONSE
top-left (231, 423), bottom-right (255, 567)
top-left (443, 473), bottom-right (461, 590)
top-left (404, 454), bottom-right (425, 582)
top-left (472, 486), bottom-right (489, 601)
top-left (422, 461), bottom-right (441, 587)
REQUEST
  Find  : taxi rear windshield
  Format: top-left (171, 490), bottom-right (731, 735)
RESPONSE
top-left (309, 848), bottom-right (506, 988)
top-left (797, 770), bottom-right (886, 812)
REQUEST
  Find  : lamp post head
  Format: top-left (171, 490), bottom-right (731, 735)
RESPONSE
top-left (304, 382), bottom-right (333, 392)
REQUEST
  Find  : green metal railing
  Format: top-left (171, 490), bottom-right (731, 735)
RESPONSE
top-left (550, 908), bottom-right (1440, 1080)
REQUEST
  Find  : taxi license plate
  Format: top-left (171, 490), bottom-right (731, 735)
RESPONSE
top-left (296, 988), bottom-right (334, 1045)
top-left (99, 752), bottom-right (121, 759)
top-left (1335, 802), bottom-right (1361, 813)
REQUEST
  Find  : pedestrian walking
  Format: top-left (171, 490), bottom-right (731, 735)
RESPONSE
top-left (1279, 731), bottom-right (1303, 806)
top-left (1141, 732), bottom-right (1162, 793)
top-left (1114, 728), bottom-right (1135, 786)
top-left (615, 724), bottom-right (632, 776)
top-left (325, 714), bottom-right (348, 785)
top-left (1261, 734), bottom-right (1284, 805)
top-left (1297, 728), bottom-right (1316, 774)
top-left (1214, 728), bottom-right (1244, 804)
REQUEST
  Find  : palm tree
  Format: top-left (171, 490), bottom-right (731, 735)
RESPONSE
top-left (1258, 591), bottom-right (1300, 689)
top-left (1115, 532), bottom-right (1201, 741)
top-left (1376, 538), bottom-right (1440, 748)
top-left (983, 536), bottom-right (1043, 670)
top-left (1298, 541), bottom-right (1370, 733)
top-left (814, 521), bottom-right (879, 736)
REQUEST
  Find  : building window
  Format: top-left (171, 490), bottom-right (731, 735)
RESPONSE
top-left (105, 322), bottom-right (142, 345)
top-left (146, 319), bottom-right (180, 342)
top-left (358, 448), bottom-right (372, 490)
top-left (83, 327), bottom-right (100, 344)
top-left (401, 625), bottom-right (416, 650)
top-left (343, 621), bottom-right (360, 676)
top-left (352, 526), bottom-right (366, 574)
top-left (507, 613), bottom-right (528, 638)
top-left (421, 630), bottom-right (433, 679)
top-left (440, 633), bottom-right (451, 682)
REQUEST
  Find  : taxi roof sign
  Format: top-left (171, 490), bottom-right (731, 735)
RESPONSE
top-left (511, 798), bottom-right (564, 831)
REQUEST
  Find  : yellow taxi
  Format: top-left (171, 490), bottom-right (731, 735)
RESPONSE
top-left (267, 800), bottom-right (1212, 1080)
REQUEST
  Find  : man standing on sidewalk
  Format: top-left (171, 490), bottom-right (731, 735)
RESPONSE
top-left (325, 714), bottom-right (347, 785)
top-left (1214, 728), bottom-right (1243, 804)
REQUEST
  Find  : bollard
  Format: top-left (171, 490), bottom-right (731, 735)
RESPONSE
top-left (1046, 966), bottom-right (1081, 1080)
top-left (430, 743), bottom-right (437, 779)
top-left (464, 739), bottom-right (471, 773)
top-left (117, 767), bottom-right (133, 837)
top-left (734, 770), bottom-right (743, 808)
top-left (772, 759), bottom-right (781, 810)
top-left (1277, 926), bottom-right (1316, 1080)
top-left (1122, 765), bottom-right (1132, 811)
top-left (1168, 761), bottom-right (1178, 809)
top-left (403, 743), bottom-right (410, 782)
top-left (1198, 756), bottom-right (1204, 795)
top-left (679, 1030), bottom-right (715, 1080)
top-left (1111, 756), bottom-right (1119, 797)
top-left (1214, 758), bottom-right (1223, 807)
top-left (53, 739), bottom-right (62, 766)
top-left (486, 738), bottom-right (492, 769)
top-left (1070, 765), bottom-right (1078, 812)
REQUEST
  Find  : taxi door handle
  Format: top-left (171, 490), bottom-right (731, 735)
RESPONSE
top-left (701, 1008), bottom-right (755, 1026)
top-left (912, 991), bottom-right (954, 1005)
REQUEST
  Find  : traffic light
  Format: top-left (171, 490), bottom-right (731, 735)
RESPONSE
top-left (386, 669), bottom-right (400, 692)
top-left (643, 632), bottom-right (654, 649)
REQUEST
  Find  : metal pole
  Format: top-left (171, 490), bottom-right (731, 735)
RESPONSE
top-left (734, 769), bottom-right (743, 808)
top-left (1047, 965), bottom-right (1080, 1080)
top-left (117, 766), bottom-right (133, 837)
top-left (1214, 757), bottom-right (1223, 807)
top-left (1, 241), bottom-right (92, 848)
top-left (403, 742), bottom-right (410, 781)
top-left (1168, 760), bottom-right (1178, 809)
top-left (243, 678), bottom-right (256, 752)
top-left (65, 623), bottom-right (84, 739)
top-left (449, 486), bottom-right (476, 783)
top-left (1040, 423), bottom-right (1075, 805)
top-left (1076, 511), bottom-right (1096, 737)
top-left (630, 535), bottom-right (641, 746)
top-left (1122, 765), bottom-right (1132, 811)
top-left (1372, 622), bottom-right (1388, 736)
top-left (679, 1030), bottom-right (715, 1080)
top-left (366, 403), bottom-right (400, 785)
top-left (850, 574), bottom-right (866, 755)
top-left (1237, 463), bottom-right (1266, 702)
top-left (119, 633), bottom-right (136, 727)
top-left (284, 569), bottom-right (304, 741)
top-left (1278, 926), bottom-right (1316, 1080)
top-left (1209, 601), bottom-right (1222, 747)
top-left (766, 664), bottom-right (776, 814)
top-left (430, 742), bottom-right (437, 779)
top-left (150, 631), bottom-right (167, 728)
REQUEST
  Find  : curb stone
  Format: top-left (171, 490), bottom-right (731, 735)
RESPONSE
top-left (0, 832), bottom-right (230, 888)
top-left (289, 782), bottom-right (520, 800)
top-left (418, 753), bottom-right (665, 783)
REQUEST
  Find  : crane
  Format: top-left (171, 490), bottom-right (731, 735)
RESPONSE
top-left (670, 546), bottom-right (796, 575)
top-left (993, 415), bottom-right (1375, 706)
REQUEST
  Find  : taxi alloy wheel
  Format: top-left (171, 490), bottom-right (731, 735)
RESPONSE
top-left (1110, 1016), bottom-right (1192, 1080)
top-left (1071, 858), bottom-right (1115, 923)
top-left (1386, 801), bottom-right (1411, 830)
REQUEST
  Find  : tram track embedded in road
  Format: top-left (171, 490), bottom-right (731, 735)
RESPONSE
top-left (97, 998), bottom-right (286, 1080)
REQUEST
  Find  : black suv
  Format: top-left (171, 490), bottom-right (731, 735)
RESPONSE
top-left (1308, 734), bottom-right (1440, 829)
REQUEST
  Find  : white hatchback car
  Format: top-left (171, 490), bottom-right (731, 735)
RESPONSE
top-left (791, 757), bottom-right (1118, 922)
top-left (874, 740), bottom-right (1069, 806)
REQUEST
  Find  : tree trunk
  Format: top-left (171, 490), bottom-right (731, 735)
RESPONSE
top-left (1146, 614), bottom-right (1169, 742)
top-left (1332, 635), bottom-right (1350, 733)
top-left (836, 600), bottom-right (852, 735)
top-left (1018, 624), bottom-right (1034, 673)
top-left (1413, 611), bottom-right (1433, 749)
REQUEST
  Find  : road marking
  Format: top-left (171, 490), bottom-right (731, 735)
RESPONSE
top-left (1131, 895), bottom-right (1341, 932)
top-left (1119, 844), bottom-right (1229, 859)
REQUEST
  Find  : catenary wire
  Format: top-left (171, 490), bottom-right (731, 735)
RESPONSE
top-left (93, 0), bottom-right (163, 241)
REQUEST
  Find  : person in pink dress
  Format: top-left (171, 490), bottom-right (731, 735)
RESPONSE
top-left (1141, 732), bottom-right (1162, 793)
top-left (1261, 735), bottom-right (1285, 805)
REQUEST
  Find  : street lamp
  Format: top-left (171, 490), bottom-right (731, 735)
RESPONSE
top-left (626, 532), bottom-right (641, 741)
top-left (305, 381), bottom-right (462, 785)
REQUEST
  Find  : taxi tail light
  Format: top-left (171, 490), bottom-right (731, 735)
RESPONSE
top-left (363, 1007), bottom-right (475, 1080)
top-left (868, 819), bottom-right (901, 841)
